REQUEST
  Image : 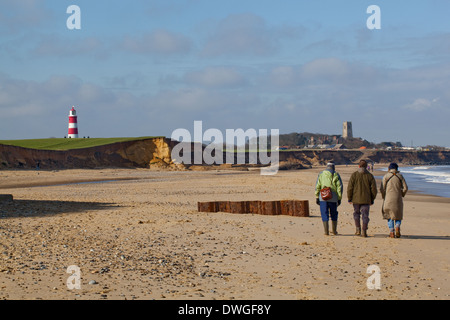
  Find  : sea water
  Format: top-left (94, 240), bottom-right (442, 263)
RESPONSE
top-left (379, 165), bottom-right (450, 198)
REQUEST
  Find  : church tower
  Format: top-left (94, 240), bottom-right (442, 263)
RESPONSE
top-left (343, 121), bottom-right (353, 139)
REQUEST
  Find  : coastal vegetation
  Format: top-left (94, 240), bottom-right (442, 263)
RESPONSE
top-left (0, 137), bottom-right (161, 151)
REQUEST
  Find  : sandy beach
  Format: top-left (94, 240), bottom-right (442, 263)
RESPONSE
top-left (0, 165), bottom-right (449, 300)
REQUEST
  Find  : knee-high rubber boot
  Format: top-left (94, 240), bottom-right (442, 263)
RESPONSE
top-left (323, 221), bottom-right (329, 235)
top-left (331, 221), bottom-right (338, 235)
top-left (361, 224), bottom-right (368, 237)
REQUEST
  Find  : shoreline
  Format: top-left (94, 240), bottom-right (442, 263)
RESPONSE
top-left (3, 165), bottom-right (449, 201)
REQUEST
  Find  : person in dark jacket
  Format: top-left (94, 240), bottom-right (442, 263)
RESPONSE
top-left (347, 160), bottom-right (377, 237)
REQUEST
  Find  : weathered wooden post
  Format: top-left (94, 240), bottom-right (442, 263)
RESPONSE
top-left (247, 201), bottom-right (262, 214)
top-left (260, 201), bottom-right (281, 215)
top-left (198, 201), bottom-right (218, 213)
top-left (228, 201), bottom-right (248, 214)
top-left (291, 200), bottom-right (309, 217)
top-left (0, 194), bottom-right (13, 203)
top-left (218, 201), bottom-right (231, 213)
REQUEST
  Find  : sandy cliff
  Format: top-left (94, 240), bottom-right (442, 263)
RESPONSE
top-left (1, 139), bottom-right (449, 170)
top-left (0, 137), bottom-right (176, 169)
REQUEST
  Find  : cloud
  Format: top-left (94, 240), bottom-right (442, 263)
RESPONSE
top-left (200, 13), bottom-right (299, 58)
top-left (144, 86), bottom-right (263, 131)
top-left (120, 29), bottom-right (192, 56)
top-left (263, 58), bottom-right (380, 92)
top-left (300, 58), bottom-right (350, 81)
top-left (145, 0), bottom-right (202, 17)
top-left (0, 74), bottom-right (149, 138)
top-left (151, 88), bottom-right (213, 112)
top-left (403, 32), bottom-right (450, 64)
top-left (0, 0), bottom-right (53, 35)
top-left (0, 74), bottom-right (105, 118)
top-left (402, 98), bottom-right (438, 112)
top-left (1, 32), bottom-right (111, 62)
top-left (105, 73), bottom-right (148, 91)
top-left (31, 34), bottom-right (108, 59)
top-left (269, 66), bottom-right (298, 87)
top-left (148, 87), bottom-right (255, 115)
top-left (183, 67), bottom-right (248, 88)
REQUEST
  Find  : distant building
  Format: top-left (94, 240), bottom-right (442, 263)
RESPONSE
top-left (343, 121), bottom-right (353, 139)
top-left (333, 144), bottom-right (345, 150)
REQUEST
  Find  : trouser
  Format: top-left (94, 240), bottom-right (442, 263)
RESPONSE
top-left (388, 219), bottom-right (401, 232)
top-left (353, 204), bottom-right (370, 229)
top-left (320, 201), bottom-right (338, 222)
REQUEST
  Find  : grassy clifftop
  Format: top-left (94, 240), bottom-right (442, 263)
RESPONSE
top-left (0, 137), bottom-right (163, 151)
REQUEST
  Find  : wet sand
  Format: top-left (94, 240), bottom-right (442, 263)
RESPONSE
top-left (0, 166), bottom-right (449, 300)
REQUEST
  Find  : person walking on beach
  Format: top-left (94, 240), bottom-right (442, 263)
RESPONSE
top-left (347, 160), bottom-right (377, 237)
top-left (315, 162), bottom-right (343, 235)
top-left (380, 163), bottom-right (408, 238)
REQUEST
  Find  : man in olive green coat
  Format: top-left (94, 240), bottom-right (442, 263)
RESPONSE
top-left (380, 163), bottom-right (408, 238)
top-left (347, 160), bottom-right (377, 237)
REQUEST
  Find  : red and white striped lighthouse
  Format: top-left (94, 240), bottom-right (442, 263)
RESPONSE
top-left (68, 106), bottom-right (79, 138)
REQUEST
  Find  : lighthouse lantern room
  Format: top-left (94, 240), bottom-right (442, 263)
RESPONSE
top-left (68, 106), bottom-right (79, 138)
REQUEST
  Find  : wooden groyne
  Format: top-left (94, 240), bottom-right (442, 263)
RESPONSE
top-left (198, 200), bottom-right (309, 217)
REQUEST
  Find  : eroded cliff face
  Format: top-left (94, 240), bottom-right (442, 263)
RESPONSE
top-left (277, 150), bottom-right (450, 167)
top-left (0, 137), bottom-right (176, 169)
top-left (278, 150), bottom-right (363, 168)
top-left (1, 140), bottom-right (449, 170)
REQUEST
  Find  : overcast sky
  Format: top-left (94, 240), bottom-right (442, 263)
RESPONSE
top-left (1, 0), bottom-right (449, 147)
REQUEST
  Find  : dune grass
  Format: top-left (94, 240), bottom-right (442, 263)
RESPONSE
top-left (0, 137), bottom-right (163, 151)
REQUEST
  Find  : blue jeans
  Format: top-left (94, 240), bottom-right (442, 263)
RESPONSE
top-left (320, 201), bottom-right (338, 222)
top-left (388, 219), bottom-right (401, 231)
